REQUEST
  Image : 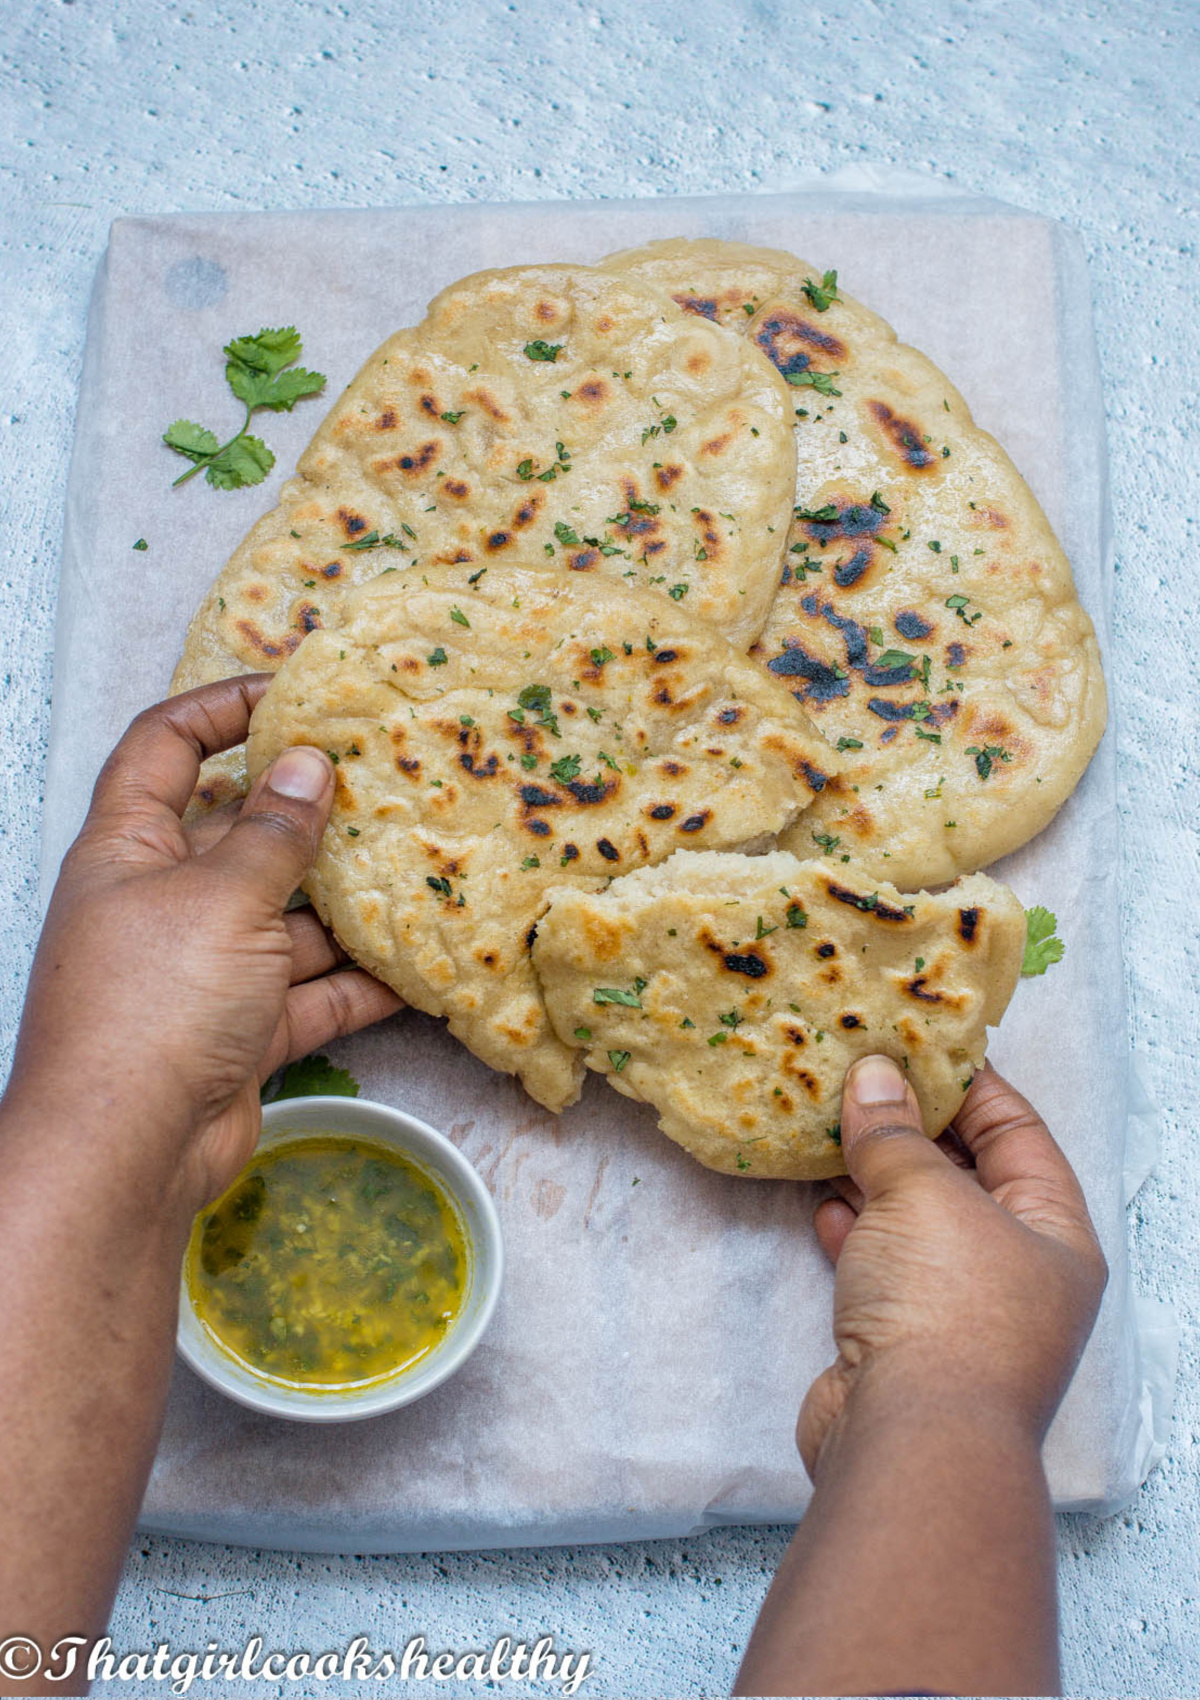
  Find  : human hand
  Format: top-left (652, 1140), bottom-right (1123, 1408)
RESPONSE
top-left (4, 677), bottom-right (400, 1211)
top-left (797, 1056), bottom-right (1107, 1476)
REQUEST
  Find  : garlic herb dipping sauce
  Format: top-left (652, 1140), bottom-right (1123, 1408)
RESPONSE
top-left (186, 1136), bottom-right (468, 1390)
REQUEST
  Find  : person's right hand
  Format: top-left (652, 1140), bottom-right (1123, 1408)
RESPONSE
top-left (797, 1057), bottom-right (1108, 1476)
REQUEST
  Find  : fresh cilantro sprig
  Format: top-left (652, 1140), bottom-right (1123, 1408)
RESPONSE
top-left (262, 1052), bottom-right (360, 1102)
top-left (165, 326), bottom-right (326, 490)
top-left (1021, 907), bottom-right (1064, 977)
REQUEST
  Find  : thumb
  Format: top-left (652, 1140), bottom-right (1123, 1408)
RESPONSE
top-left (840, 1053), bottom-right (945, 1201)
top-left (203, 745), bottom-right (335, 912)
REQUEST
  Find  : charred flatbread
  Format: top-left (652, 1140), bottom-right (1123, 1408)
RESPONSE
top-left (245, 564), bottom-right (840, 1112)
top-left (533, 847), bottom-right (1025, 1178)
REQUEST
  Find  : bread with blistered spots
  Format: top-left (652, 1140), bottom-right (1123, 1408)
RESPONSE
top-left (245, 564), bottom-right (841, 1113)
top-left (173, 262), bottom-right (798, 809)
top-left (602, 238), bottom-right (1106, 886)
top-left (532, 847), bottom-right (1024, 1178)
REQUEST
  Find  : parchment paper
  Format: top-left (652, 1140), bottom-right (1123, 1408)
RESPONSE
top-left (40, 182), bottom-right (1173, 1551)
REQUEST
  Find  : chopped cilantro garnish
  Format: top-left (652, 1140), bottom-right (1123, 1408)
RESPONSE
top-left (449, 606), bottom-right (469, 627)
top-left (787, 371), bottom-right (842, 396)
top-left (427, 647), bottom-right (448, 667)
top-left (801, 270), bottom-right (839, 312)
top-left (593, 986), bottom-right (643, 1008)
top-left (608, 1050), bottom-right (631, 1073)
top-left (524, 340), bottom-right (562, 362)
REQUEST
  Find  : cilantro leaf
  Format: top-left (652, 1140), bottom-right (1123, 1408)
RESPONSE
top-left (524, 340), bottom-right (562, 362)
top-left (163, 419), bottom-right (221, 462)
top-left (204, 433), bottom-right (275, 490)
top-left (166, 325), bottom-right (326, 491)
top-left (266, 1052), bottom-right (360, 1102)
top-left (801, 269), bottom-right (839, 312)
top-left (1022, 907), bottom-right (1064, 977)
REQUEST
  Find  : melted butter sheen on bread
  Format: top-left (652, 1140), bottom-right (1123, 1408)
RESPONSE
top-left (533, 847), bottom-right (1025, 1178)
top-left (245, 564), bottom-right (840, 1112)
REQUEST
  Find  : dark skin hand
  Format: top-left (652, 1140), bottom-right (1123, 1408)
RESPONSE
top-left (735, 1054), bottom-right (1108, 1699)
top-left (0, 678), bottom-right (400, 1693)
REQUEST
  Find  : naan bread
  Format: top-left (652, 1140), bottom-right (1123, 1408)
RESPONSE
top-left (533, 848), bottom-right (1024, 1179)
top-left (175, 262), bottom-right (798, 807)
top-left (602, 239), bottom-right (1106, 886)
top-left (245, 564), bottom-right (840, 1112)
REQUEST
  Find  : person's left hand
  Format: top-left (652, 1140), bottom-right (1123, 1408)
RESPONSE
top-left (4, 677), bottom-right (401, 1209)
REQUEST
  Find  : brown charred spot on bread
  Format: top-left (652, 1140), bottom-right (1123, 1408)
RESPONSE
top-left (754, 308), bottom-right (847, 378)
top-left (376, 409), bottom-right (398, 430)
top-left (700, 428), bottom-right (732, 458)
top-left (575, 376), bottom-right (609, 408)
top-left (716, 705), bottom-right (743, 726)
top-left (486, 530), bottom-right (513, 552)
top-left (595, 312), bottom-right (616, 333)
top-left (234, 620), bottom-right (288, 662)
top-left (895, 610), bottom-right (934, 640)
top-left (395, 442), bottom-right (440, 477)
top-left (524, 923), bottom-right (539, 951)
top-left (564, 778), bottom-right (615, 807)
top-left (685, 344), bottom-right (713, 377)
top-left (242, 583), bottom-right (268, 603)
top-left (320, 561), bottom-right (343, 578)
top-left (477, 948), bottom-right (499, 969)
top-left (825, 880), bottom-right (911, 923)
top-left (567, 547), bottom-right (599, 571)
top-left (868, 402), bottom-right (935, 470)
top-left (596, 838), bottom-right (620, 862)
top-left (946, 640), bottom-right (967, 667)
top-left (816, 942), bottom-right (837, 959)
top-left (459, 750), bottom-right (500, 779)
top-left (443, 479), bottom-right (471, 500)
top-left (983, 507), bottom-right (1009, 529)
top-left (926, 699), bottom-right (960, 730)
top-left (527, 818), bottom-right (552, 836)
top-left (958, 907), bottom-right (980, 944)
top-left (561, 842), bottom-right (580, 862)
top-left (653, 684), bottom-right (673, 706)
top-left (798, 759), bottom-right (829, 794)
top-left (464, 387), bottom-right (510, 422)
top-left (906, 976), bottom-right (945, 1004)
top-left (648, 802), bottom-right (676, 820)
top-left (512, 493), bottom-right (543, 529)
top-left (419, 394), bottom-right (440, 417)
top-left (679, 810), bottom-right (710, 833)
top-left (651, 648), bottom-right (679, 664)
top-left (660, 759), bottom-right (686, 777)
top-left (395, 754), bottom-right (421, 777)
top-left (519, 783), bottom-right (561, 811)
top-left (784, 1024), bottom-right (807, 1046)
top-left (839, 1013), bottom-right (864, 1030)
top-left (534, 298), bottom-right (558, 323)
top-left (833, 548), bottom-right (872, 588)
top-left (338, 509), bottom-right (369, 535)
top-left (296, 603), bottom-right (321, 634)
top-left (436, 548), bottom-right (475, 566)
top-left (655, 463), bottom-right (684, 492)
top-left (673, 293), bottom-right (719, 320)
top-left (723, 951), bottom-right (769, 979)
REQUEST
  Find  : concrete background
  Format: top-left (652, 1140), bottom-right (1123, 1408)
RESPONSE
top-left (1, 1), bottom-right (1196, 1694)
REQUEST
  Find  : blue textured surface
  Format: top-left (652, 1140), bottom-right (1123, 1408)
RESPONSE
top-left (1, 3), bottom-right (1197, 1694)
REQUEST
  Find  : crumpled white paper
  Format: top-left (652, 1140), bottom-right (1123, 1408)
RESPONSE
top-left (40, 180), bottom-right (1174, 1551)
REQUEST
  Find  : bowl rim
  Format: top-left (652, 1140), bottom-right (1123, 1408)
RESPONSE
top-left (176, 1094), bottom-right (504, 1423)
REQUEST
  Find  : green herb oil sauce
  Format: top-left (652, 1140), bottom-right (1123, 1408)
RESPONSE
top-left (186, 1136), bottom-right (467, 1388)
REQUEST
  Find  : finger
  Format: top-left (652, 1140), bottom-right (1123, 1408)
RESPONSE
top-left (285, 907), bottom-right (346, 984)
top-left (88, 677), bottom-right (272, 827)
top-left (201, 746), bottom-right (334, 914)
top-left (183, 797), bottom-right (243, 857)
top-left (829, 1174), bottom-right (865, 1212)
top-left (839, 1054), bottom-right (947, 1200)
top-left (813, 1196), bottom-right (857, 1264)
top-left (952, 1063), bottom-right (1098, 1242)
top-left (260, 968), bottom-right (403, 1078)
top-left (934, 1124), bottom-right (977, 1173)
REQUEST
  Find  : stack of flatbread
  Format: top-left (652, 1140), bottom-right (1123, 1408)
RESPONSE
top-left (172, 242), bottom-right (1105, 1179)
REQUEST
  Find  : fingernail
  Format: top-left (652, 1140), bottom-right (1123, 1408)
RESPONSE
top-left (847, 1054), bottom-right (908, 1106)
top-left (268, 746), bottom-right (331, 801)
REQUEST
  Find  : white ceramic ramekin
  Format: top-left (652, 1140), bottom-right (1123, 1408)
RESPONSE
top-left (177, 1095), bottom-right (503, 1422)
